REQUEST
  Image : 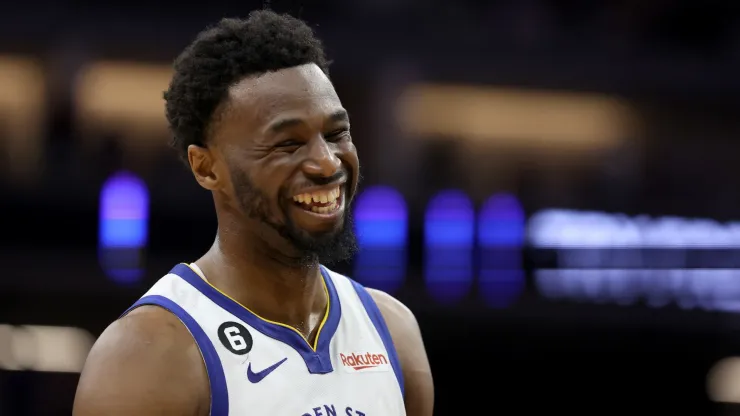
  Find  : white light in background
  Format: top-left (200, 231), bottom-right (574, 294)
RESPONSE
top-left (0, 325), bottom-right (94, 373)
top-left (528, 209), bottom-right (740, 249)
top-left (396, 84), bottom-right (637, 149)
top-left (0, 55), bottom-right (46, 180)
top-left (707, 357), bottom-right (740, 403)
top-left (74, 60), bottom-right (172, 145)
top-left (529, 209), bottom-right (740, 311)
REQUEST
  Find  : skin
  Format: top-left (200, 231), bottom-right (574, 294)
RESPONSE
top-left (73, 63), bottom-right (433, 415)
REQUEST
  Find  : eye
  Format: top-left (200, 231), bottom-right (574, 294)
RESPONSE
top-left (324, 128), bottom-right (350, 142)
top-left (274, 139), bottom-right (301, 149)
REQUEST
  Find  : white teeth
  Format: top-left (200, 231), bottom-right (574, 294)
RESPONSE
top-left (293, 186), bottom-right (341, 204)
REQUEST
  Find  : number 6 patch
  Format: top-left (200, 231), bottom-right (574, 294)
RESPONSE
top-left (217, 321), bottom-right (253, 355)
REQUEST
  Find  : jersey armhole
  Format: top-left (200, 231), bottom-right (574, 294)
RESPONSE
top-left (121, 295), bottom-right (229, 416)
top-left (349, 280), bottom-right (406, 398)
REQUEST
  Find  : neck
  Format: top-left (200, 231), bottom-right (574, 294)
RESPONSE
top-left (195, 216), bottom-right (327, 338)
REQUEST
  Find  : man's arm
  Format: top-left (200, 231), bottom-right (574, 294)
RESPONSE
top-left (368, 289), bottom-right (434, 416)
top-left (73, 306), bottom-right (210, 416)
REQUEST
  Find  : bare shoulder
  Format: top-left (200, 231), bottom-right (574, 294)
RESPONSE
top-left (366, 289), bottom-right (434, 416)
top-left (366, 288), bottom-right (418, 333)
top-left (73, 305), bottom-right (209, 416)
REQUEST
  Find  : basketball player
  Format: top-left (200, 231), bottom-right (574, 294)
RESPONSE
top-left (73, 9), bottom-right (433, 416)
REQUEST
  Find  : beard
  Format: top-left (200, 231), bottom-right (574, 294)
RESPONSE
top-left (229, 167), bottom-right (358, 267)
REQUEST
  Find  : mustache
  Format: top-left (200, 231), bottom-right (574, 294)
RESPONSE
top-left (301, 171), bottom-right (347, 187)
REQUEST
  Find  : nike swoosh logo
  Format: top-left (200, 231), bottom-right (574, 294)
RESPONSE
top-left (246, 358), bottom-right (288, 383)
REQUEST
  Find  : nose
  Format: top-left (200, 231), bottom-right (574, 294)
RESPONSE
top-left (301, 137), bottom-right (342, 179)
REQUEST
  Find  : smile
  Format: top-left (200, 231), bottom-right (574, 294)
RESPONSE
top-left (292, 186), bottom-right (343, 215)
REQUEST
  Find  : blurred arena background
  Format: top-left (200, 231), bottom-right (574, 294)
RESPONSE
top-left (3, 0), bottom-right (740, 414)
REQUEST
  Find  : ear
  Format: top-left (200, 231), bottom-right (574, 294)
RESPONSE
top-left (187, 144), bottom-right (220, 191)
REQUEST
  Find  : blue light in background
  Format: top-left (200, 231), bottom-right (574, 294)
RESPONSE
top-left (477, 193), bottom-right (525, 308)
top-left (353, 186), bottom-right (408, 293)
top-left (478, 193), bottom-right (525, 247)
top-left (354, 186), bottom-right (408, 247)
top-left (424, 190), bottom-right (474, 302)
top-left (98, 171), bottom-right (149, 284)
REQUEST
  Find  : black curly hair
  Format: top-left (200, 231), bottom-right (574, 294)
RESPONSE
top-left (164, 10), bottom-right (330, 162)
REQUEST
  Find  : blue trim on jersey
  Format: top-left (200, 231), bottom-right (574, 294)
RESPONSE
top-left (121, 295), bottom-right (229, 416)
top-left (349, 280), bottom-right (405, 398)
top-left (170, 263), bottom-right (341, 375)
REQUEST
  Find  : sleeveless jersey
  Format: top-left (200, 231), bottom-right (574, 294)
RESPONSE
top-left (122, 263), bottom-right (405, 416)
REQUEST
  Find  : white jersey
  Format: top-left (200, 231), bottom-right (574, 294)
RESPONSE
top-left (122, 263), bottom-right (405, 416)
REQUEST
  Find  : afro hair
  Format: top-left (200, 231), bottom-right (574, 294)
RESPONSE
top-left (164, 10), bottom-right (330, 162)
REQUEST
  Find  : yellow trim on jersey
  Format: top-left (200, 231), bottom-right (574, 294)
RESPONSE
top-left (184, 263), bottom-right (330, 352)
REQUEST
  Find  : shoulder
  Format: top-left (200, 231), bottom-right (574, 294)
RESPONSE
top-left (327, 269), bottom-right (422, 337)
top-left (366, 288), bottom-right (435, 416)
top-left (366, 288), bottom-right (418, 334)
top-left (73, 305), bottom-right (209, 416)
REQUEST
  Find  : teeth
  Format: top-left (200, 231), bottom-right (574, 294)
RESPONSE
top-left (310, 199), bottom-right (340, 213)
top-left (293, 187), bottom-right (341, 204)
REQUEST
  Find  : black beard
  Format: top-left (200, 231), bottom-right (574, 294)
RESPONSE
top-left (229, 167), bottom-right (358, 267)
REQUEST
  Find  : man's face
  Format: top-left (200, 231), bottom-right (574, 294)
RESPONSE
top-left (210, 64), bottom-right (360, 265)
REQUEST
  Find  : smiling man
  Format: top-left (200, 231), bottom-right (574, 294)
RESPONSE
top-left (73, 9), bottom-right (433, 416)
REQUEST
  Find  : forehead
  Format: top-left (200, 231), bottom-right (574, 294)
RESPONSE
top-left (223, 63), bottom-right (342, 133)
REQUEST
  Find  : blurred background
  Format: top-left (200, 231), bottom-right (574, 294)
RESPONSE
top-left (3, 0), bottom-right (740, 414)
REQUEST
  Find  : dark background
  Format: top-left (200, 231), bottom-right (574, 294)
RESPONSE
top-left (3, 0), bottom-right (740, 414)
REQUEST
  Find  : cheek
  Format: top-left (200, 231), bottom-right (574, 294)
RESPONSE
top-left (252, 162), bottom-right (291, 204)
top-left (340, 142), bottom-right (359, 167)
top-left (341, 154), bottom-right (360, 201)
top-left (343, 144), bottom-right (360, 176)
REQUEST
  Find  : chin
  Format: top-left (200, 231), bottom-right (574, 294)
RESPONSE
top-left (295, 227), bottom-right (342, 248)
top-left (288, 222), bottom-right (358, 266)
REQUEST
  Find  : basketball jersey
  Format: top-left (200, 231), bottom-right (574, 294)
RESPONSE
top-left (122, 263), bottom-right (406, 416)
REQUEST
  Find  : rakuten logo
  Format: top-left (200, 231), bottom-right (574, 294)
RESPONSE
top-left (339, 352), bottom-right (390, 372)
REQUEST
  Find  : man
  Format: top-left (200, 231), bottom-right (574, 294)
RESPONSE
top-left (73, 9), bottom-right (433, 416)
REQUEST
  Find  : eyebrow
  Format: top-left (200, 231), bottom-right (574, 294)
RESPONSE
top-left (267, 109), bottom-right (350, 134)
